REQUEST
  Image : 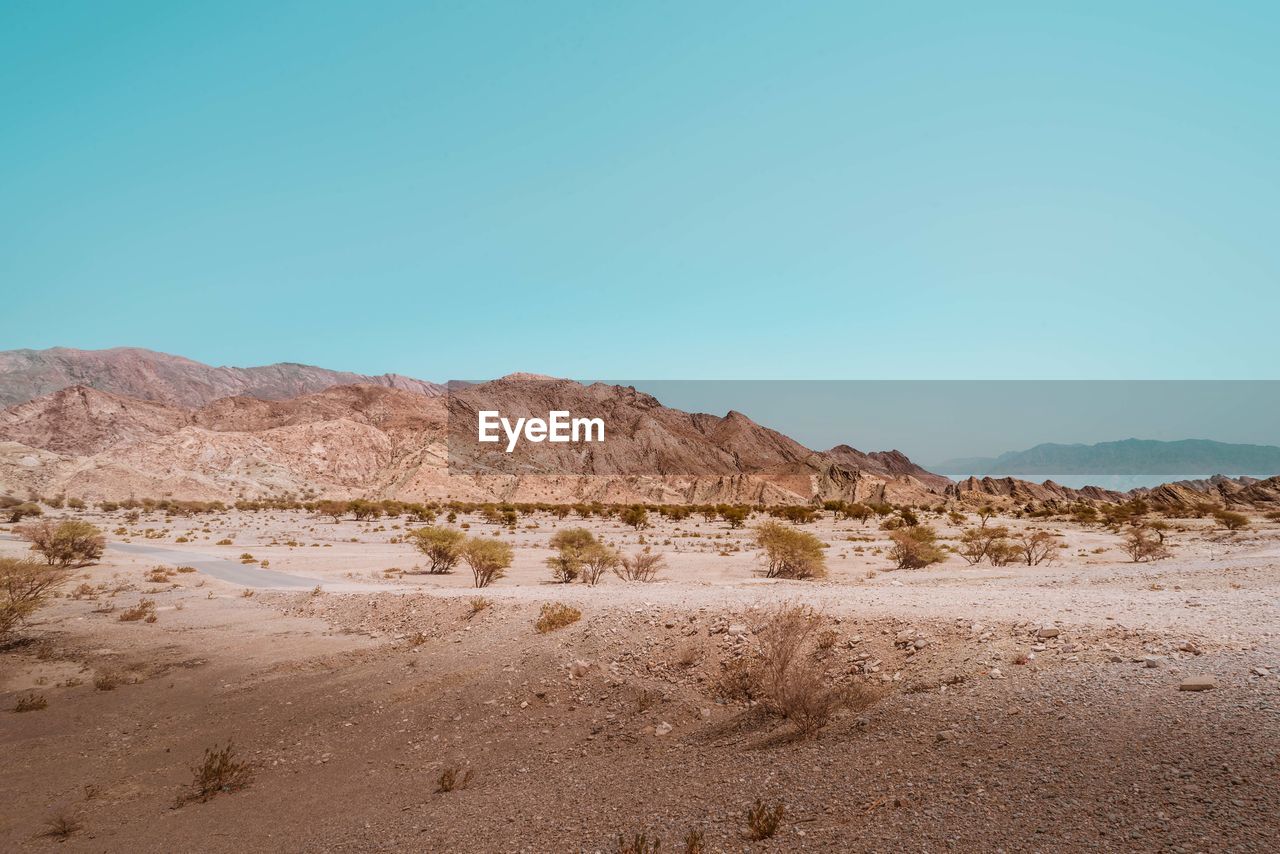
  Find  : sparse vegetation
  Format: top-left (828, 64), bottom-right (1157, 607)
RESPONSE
top-left (39, 811), bottom-right (83, 840)
top-left (614, 549), bottom-right (666, 582)
top-left (753, 521), bottom-right (827, 579)
top-left (1, 557), bottom-right (72, 642)
top-left (461, 537), bottom-right (513, 588)
top-left (745, 798), bottom-right (785, 840)
top-left (1214, 509), bottom-right (1249, 531)
top-left (15, 519), bottom-right (105, 567)
top-left (176, 742), bottom-right (253, 806)
top-left (407, 526), bottom-right (466, 573)
top-left (13, 692), bottom-right (47, 712)
top-left (536, 602), bottom-right (581, 633)
top-left (753, 605), bottom-right (871, 735)
top-left (887, 526), bottom-right (945, 569)
top-left (1121, 527), bottom-right (1171, 562)
top-left (436, 765), bottom-right (474, 793)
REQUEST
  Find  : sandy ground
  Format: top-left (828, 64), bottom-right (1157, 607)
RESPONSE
top-left (2, 508), bottom-right (1278, 852)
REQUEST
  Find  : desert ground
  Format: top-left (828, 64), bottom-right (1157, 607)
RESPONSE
top-left (2, 507), bottom-right (1278, 852)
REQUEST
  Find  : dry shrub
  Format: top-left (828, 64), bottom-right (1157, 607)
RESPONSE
top-left (887, 526), bottom-right (945, 569)
top-left (93, 671), bottom-right (118, 691)
top-left (1121, 527), bottom-right (1171, 562)
top-left (715, 656), bottom-right (763, 703)
top-left (754, 605), bottom-right (877, 735)
top-left (39, 811), bottom-right (82, 840)
top-left (177, 742), bottom-right (253, 806)
top-left (461, 537), bottom-right (512, 588)
top-left (617, 832), bottom-right (660, 853)
top-left (118, 599), bottom-right (157, 622)
top-left (614, 549), bottom-right (666, 582)
top-left (13, 692), bottom-right (47, 712)
top-left (753, 522), bottom-right (827, 579)
top-left (15, 519), bottom-right (105, 567)
top-left (436, 766), bottom-right (473, 793)
top-left (745, 798), bottom-right (784, 840)
top-left (683, 829), bottom-right (706, 853)
top-left (468, 596), bottom-right (490, 617)
top-left (536, 602), bottom-right (581, 633)
top-left (1, 557), bottom-right (72, 642)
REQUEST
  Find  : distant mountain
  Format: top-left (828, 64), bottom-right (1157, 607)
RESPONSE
top-left (0, 347), bottom-right (444, 409)
top-left (0, 374), bottom-right (945, 506)
top-left (934, 438), bottom-right (1280, 476)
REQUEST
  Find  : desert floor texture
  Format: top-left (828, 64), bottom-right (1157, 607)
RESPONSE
top-left (3, 509), bottom-right (1278, 852)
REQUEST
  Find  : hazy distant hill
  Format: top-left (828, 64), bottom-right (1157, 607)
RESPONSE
top-left (0, 347), bottom-right (445, 409)
top-left (934, 438), bottom-right (1280, 476)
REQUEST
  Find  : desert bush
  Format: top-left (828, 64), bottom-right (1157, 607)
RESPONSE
top-left (39, 811), bottom-right (82, 840)
top-left (7, 502), bottom-right (42, 523)
top-left (745, 798), bottom-right (784, 840)
top-left (614, 549), bottom-right (666, 582)
top-left (1014, 530), bottom-right (1063, 566)
top-left (754, 605), bottom-right (859, 735)
top-left (753, 521), bottom-right (826, 580)
top-left (715, 656), bottom-right (764, 703)
top-left (887, 526), bottom-right (945, 569)
top-left (769, 505), bottom-right (816, 524)
top-left (93, 671), bottom-right (118, 691)
top-left (721, 505), bottom-right (750, 528)
top-left (545, 528), bottom-right (596, 583)
top-left (987, 540), bottom-right (1021, 566)
top-left (619, 506), bottom-right (649, 530)
top-left (579, 542), bottom-right (620, 586)
top-left (1121, 527), bottom-right (1171, 562)
top-left (15, 520), bottom-right (105, 567)
top-left (1213, 509), bottom-right (1249, 531)
top-left (683, 829), bottom-right (706, 853)
top-left (461, 537), bottom-right (512, 588)
top-left (535, 602), bottom-right (581, 633)
top-left (617, 832), bottom-right (660, 853)
top-left (13, 692), bottom-right (47, 712)
top-left (1, 557), bottom-right (72, 642)
top-left (177, 742), bottom-right (253, 806)
top-left (407, 526), bottom-right (466, 574)
top-left (118, 599), bottom-right (157, 622)
top-left (957, 526), bottom-right (1010, 565)
top-left (436, 765), bottom-right (473, 793)
top-left (468, 596), bottom-right (491, 617)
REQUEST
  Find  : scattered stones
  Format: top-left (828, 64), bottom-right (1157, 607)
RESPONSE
top-left (936, 729), bottom-right (957, 742)
top-left (989, 668), bottom-right (1005, 680)
top-left (1144, 657), bottom-right (1163, 669)
top-left (654, 721), bottom-right (672, 736)
top-left (1036, 627), bottom-right (1060, 639)
top-left (569, 660), bottom-right (592, 678)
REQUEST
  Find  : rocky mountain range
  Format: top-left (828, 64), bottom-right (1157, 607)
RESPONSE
top-left (1, 348), bottom-right (1277, 511)
top-left (0, 347), bottom-right (444, 409)
top-left (935, 438), bottom-right (1280, 477)
top-left (0, 377), bottom-right (944, 506)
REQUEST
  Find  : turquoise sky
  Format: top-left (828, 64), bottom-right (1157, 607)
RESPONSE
top-left (3, 1), bottom-right (1278, 381)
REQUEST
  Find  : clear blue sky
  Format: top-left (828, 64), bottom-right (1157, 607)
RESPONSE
top-left (3, 1), bottom-right (1278, 381)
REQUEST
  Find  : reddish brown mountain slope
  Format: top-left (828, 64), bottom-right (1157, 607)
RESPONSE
top-left (0, 347), bottom-right (443, 408)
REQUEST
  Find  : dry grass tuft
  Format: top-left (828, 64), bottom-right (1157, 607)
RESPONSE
top-left (436, 766), bottom-right (473, 793)
top-left (745, 798), bottom-right (784, 840)
top-left (93, 671), bottom-right (118, 691)
top-left (535, 602), bottom-right (581, 633)
top-left (39, 811), bottom-right (82, 840)
top-left (13, 692), bottom-right (47, 712)
top-left (118, 599), bottom-right (157, 622)
top-left (176, 742), bottom-right (253, 806)
top-left (616, 832), bottom-right (660, 853)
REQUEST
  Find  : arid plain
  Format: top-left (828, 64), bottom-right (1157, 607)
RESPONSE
top-left (3, 504), bottom-right (1278, 853)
